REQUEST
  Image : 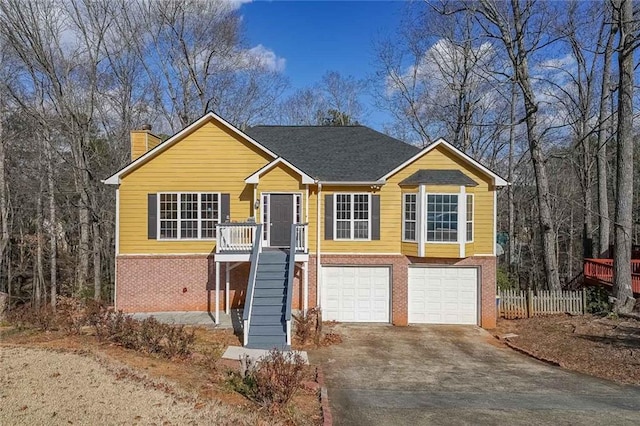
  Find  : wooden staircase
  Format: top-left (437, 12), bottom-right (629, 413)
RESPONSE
top-left (245, 250), bottom-right (290, 350)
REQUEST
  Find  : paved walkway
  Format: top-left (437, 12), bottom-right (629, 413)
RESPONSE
top-left (130, 310), bottom-right (243, 332)
top-left (309, 324), bottom-right (640, 425)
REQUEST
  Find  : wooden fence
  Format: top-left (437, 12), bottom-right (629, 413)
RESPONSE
top-left (498, 289), bottom-right (586, 319)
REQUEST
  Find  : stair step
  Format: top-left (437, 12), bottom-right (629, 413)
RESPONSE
top-left (256, 271), bottom-right (288, 280)
top-left (251, 305), bottom-right (286, 315)
top-left (259, 252), bottom-right (288, 261)
top-left (253, 288), bottom-right (287, 297)
top-left (253, 297), bottom-right (286, 307)
top-left (255, 279), bottom-right (287, 289)
top-left (246, 336), bottom-right (288, 350)
top-left (257, 263), bottom-right (289, 272)
top-left (248, 324), bottom-right (286, 336)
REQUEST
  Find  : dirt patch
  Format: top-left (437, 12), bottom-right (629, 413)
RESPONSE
top-left (0, 346), bottom-right (255, 425)
top-left (495, 314), bottom-right (640, 385)
top-left (0, 326), bottom-right (321, 425)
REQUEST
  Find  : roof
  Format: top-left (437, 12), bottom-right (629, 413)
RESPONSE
top-left (399, 169), bottom-right (479, 187)
top-left (245, 126), bottom-right (420, 182)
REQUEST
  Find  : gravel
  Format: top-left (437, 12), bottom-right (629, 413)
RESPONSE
top-left (0, 346), bottom-right (255, 425)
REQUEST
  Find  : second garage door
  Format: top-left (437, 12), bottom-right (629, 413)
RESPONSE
top-left (408, 267), bottom-right (478, 324)
top-left (322, 266), bottom-right (390, 322)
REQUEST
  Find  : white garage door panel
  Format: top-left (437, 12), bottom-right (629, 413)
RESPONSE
top-left (408, 267), bottom-right (478, 325)
top-left (322, 267), bottom-right (390, 322)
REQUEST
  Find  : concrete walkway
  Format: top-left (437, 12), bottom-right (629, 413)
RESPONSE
top-left (309, 324), bottom-right (640, 425)
top-left (222, 346), bottom-right (309, 364)
top-left (130, 310), bottom-right (243, 333)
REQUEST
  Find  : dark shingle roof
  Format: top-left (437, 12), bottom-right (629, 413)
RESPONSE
top-left (245, 126), bottom-right (420, 181)
top-left (399, 169), bottom-right (478, 186)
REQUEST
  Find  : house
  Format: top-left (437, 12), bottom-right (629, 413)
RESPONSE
top-left (104, 112), bottom-right (507, 349)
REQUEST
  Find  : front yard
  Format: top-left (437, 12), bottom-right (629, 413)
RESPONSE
top-left (495, 314), bottom-right (640, 385)
top-left (0, 323), bottom-right (323, 425)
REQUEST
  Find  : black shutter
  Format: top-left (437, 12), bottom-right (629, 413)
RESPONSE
top-left (324, 194), bottom-right (333, 240)
top-left (221, 193), bottom-right (230, 222)
top-left (371, 195), bottom-right (380, 240)
top-left (147, 194), bottom-right (157, 239)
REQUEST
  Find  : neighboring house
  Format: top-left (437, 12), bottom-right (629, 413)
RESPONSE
top-left (104, 112), bottom-right (507, 349)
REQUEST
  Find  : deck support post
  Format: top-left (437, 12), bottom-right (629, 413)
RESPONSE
top-left (215, 261), bottom-right (220, 324)
top-left (225, 265), bottom-right (230, 315)
top-left (303, 261), bottom-right (309, 314)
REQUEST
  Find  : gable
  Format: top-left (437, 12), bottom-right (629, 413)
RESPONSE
top-left (104, 113), bottom-right (276, 185)
top-left (381, 139), bottom-right (507, 187)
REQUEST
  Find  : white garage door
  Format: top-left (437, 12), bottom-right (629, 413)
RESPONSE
top-left (322, 266), bottom-right (390, 322)
top-left (408, 267), bottom-right (478, 324)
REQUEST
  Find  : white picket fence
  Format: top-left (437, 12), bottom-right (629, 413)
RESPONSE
top-left (499, 289), bottom-right (586, 319)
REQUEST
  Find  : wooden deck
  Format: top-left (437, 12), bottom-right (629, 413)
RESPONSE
top-left (583, 258), bottom-right (640, 295)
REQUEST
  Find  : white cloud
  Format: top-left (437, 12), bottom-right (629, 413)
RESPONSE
top-left (245, 44), bottom-right (286, 72)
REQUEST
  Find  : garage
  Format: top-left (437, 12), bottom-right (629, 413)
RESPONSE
top-left (408, 267), bottom-right (478, 324)
top-left (321, 266), bottom-right (390, 322)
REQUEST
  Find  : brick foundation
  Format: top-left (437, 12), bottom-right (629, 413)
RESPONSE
top-left (116, 253), bottom-right (497, 329)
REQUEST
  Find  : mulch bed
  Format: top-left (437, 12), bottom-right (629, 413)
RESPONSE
top-left (495, 314), bottom-right (640, 385)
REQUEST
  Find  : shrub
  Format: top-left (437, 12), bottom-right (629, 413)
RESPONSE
top-left (5, 303), bottom-right (55, 331)
top-left (230, 350), bottom-right (306, 411)
top-left (56, 296), bottom-right (88, 334)
top-left (293, 307), bottom-right (322, 345)
top-left (586, 286), bottom-right (611, 315)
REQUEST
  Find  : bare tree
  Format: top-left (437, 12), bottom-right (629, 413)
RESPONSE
top-left (611, 0), bottom-right (635, 313)
top-left (468, 0), bottom-right (562, 291)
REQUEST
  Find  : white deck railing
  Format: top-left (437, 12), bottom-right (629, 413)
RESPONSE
top-left (216, 223), bottom-right (257, 253)
top-left (216, 222), bottom-right (308, 253)
top-left (295, 223), bottom-right (309, 253)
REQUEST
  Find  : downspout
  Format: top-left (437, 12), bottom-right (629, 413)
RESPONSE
top-left (316, 182), bottom-right (322, 309)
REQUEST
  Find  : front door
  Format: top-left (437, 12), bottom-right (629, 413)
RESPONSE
top-left (269, 194), bottom-right (294, 247)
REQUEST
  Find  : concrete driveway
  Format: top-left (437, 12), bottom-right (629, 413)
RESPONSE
top-left (309, 324), bottom-right (640, 425)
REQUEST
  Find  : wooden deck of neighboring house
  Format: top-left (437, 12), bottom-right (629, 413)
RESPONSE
top-left (583, 258), bottom-right (640, 296)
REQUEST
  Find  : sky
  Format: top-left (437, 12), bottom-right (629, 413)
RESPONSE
top-left (240, 0), bottom-right (406, 130)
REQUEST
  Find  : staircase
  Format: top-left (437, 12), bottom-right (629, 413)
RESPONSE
top-left (245, 250), bottom-right (291, 350)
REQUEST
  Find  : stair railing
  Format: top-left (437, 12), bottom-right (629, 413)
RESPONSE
top-left (284, 223), bottom-right (298, 346)
top-left (243, 223), bottom-right (263, 346)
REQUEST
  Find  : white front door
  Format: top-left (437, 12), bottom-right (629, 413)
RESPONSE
top-left (408, 267), bottom-right (478, 324)
top-left (322, 266), bottom-right (390, 322)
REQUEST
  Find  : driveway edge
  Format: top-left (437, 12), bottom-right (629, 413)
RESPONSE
top-left (317, 366), bottom-right (333, 426)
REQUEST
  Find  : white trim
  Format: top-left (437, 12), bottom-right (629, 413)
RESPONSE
top-left (466, 193), bottom-right (475, 243)
top-left (493, 189), bottom-right (497, 256)
top-left (115, 188), bottom-right (120, 255)
top-left (402, 192), bottom-right (418, 243)
top-left (418, 184), bottom-right (425, 257)
top-left (245, 157), bottom-right (315, 184)
top-left (333, 193), bottom-right (372, 241)
top-left (458, 186), bottom-right (466, 258)
top-left (156, 192), bottom-right (220, 241)
top-left (316, 183), bottom-right (322, 309)
top-left (379, 138), bottom-right (508, 186)
top-left (104, 112), bottom-right (277, 185)
top-left (215, 261), bottom-right (220, 324)
top-left (261, 192), bottom-right (302, 247)
top-left (305, 186), bottom-right (309, 223)
top-left (318, 180), bottom-right (386, 186)
top-left (425, 192), bottom-right (460, 243)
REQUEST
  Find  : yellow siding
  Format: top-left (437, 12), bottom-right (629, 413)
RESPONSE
top-left (401, 242), bottom-right (418, 256)
top-left (118, 118), bottom-right (496, 258)
top-left (119, 119), bottom-right (272, 254)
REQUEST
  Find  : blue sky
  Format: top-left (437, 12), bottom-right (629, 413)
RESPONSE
top-left (240, 1), bottom-right (406, 129)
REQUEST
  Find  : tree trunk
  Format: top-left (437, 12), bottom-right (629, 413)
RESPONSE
top-left (92, 220), bottom-right (101, 300)
top-left (612, 0), bottom-right (635, 313)
top-left (45, 136), bottom-right (57, 311)
top-left (0, 113), bottom-right (10, 293)
top-left (596, 18), bottom-right (615, 258)
top-left (508, 81), bottom-right (516, 277)
top-left (35, 183), bottom-right (45, 308)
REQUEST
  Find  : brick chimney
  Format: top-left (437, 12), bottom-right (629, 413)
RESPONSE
top-left (130, 124), bottom-right (161, 161)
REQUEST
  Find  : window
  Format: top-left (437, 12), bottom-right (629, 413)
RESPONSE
top-left (159, 193), bottom-right (219, 240)
top-left (403, 193), bottom-right (417, 241)
top-left (335, 193), bottom-right (370, 240)
top-left (466, 194), bottom-right (474, 242)
top-left (427, 194), bottom-right (458, 242)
